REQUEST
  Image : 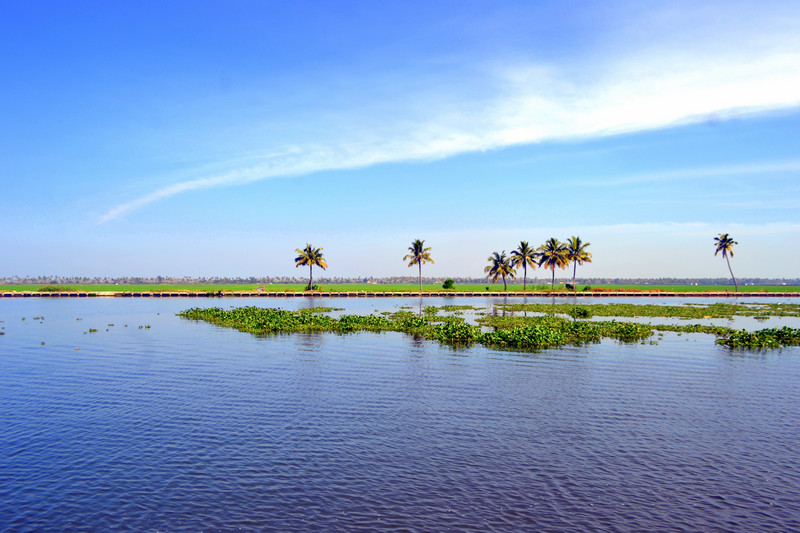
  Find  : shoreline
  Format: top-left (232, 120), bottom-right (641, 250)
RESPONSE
top-left (2, 290), bottom-right (799, 298)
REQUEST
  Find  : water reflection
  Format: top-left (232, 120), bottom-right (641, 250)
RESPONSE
top-left (1, 297), bottom-right (799, 532)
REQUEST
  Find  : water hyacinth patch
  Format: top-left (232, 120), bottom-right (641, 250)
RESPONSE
top-left (494, 302), bottom-right (800, 319)
top-left (179, 306), bottom-right (800, 353)
top-left (716, 327), bottom-right (800, 348)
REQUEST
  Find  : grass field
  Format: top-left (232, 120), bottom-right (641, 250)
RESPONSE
top-left (0, 283), bottom-right (797, 293)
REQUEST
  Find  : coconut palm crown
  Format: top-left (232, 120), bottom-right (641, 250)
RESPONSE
top-left (485, 251), bottom-right (516, 291)
top-left (404, 239), bottom-right (434, 293)
top-left (565, 236), bottom-right (592, 291)
top-left (538, 238), bottom-right (569, 289)
top-left (714, 233), bottom-right (738, 292)
top-left (510, 241), bottom-right (538, 290)
top-left (295, 244), bottom-right (327, 291)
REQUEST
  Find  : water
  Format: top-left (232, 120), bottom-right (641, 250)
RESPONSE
top-left (2, 298), bottom-right (799, 531)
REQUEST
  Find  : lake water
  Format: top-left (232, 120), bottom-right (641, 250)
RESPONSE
top-left (2, 297), bottom-right (799, 531)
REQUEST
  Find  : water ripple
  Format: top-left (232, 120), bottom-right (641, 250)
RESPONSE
top-left (1, 299), bottom-right (799, 531)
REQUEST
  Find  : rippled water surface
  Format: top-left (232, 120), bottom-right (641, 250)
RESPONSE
top-left (2, 298), bottom-right (799, 531)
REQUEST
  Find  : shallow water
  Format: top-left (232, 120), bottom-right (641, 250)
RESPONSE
top-left (1, 298), bottom-right (799, 531)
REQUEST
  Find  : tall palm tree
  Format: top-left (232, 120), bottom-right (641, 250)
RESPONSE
top-left (714, 233), bottom-right (738, 292)
top-left (295, 244), bottom-right (327, 291)
top-left (565, 236), bottom-right (592, 291)
top-left (510, 241), bottom-right (538, 291)
top-left (485, 251), bottom-right (516, 291)
top-left (538, 238), bottom-right (569, 289)
top-left (404, 239), bottom-right (434, 293)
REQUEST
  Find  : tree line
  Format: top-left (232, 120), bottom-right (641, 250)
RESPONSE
top-left (295, 233), bottom-right (739, 292)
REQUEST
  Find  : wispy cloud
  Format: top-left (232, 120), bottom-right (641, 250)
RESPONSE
top-left (573, 159), bottom-right (800, 187)
top-left (100, 7), bottom-right (800, 222)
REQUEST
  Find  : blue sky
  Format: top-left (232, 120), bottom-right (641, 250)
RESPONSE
top-left (2, 1), bottom-right (799, 280)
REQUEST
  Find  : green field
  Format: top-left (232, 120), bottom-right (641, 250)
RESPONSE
top-left (0, 282), bottom-right (797, 293)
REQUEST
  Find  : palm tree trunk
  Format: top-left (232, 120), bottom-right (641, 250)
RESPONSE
top-left (522, 264), bottom-right (527, 290)
top-left (726, 256), bottom-right (738, 292)
top-left (503, 275), bottom-right (507, 291)
top-left (418, 262), bottom-right (422, 293)
top-left (572, 261), bottom-right (577, 292)
top-left (308, 265), bottom-right (313, 291)
top-left (551, 268), bottom-right (555, 289)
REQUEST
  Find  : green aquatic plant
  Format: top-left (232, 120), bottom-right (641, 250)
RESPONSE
top-left (296, 307), bottom-right (342, 314)
top-left (567, 306), bottom-right (593, 319)
top-left (179, 306), bottom-right (799, 353)
top-left (495, 302), bottom-right (800, 319)
top-left (439, 305), bottom-right (476, 312)
top-left (716, 327), bottom-right (800, 348)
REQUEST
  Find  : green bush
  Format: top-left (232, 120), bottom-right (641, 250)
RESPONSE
top-left (37, 285), bottom-right (75, 292)
top-left (442, 279), bottom-right (455, 289)
top-left (567, 306), bottom-right (593, 319)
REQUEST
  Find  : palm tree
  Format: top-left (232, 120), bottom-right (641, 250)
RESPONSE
top-left (295, 244), bottom-right (327, 291)
top-left (404, 239), bottom-right (434, 293)
top-left (714, 233), bottom-right (738, 292)
top-left (565, 236), bottom-right (592, 291)
top-left (538, 238), bottom-right (568, 289)
top-left (510, 241), bottom-right (538, 291)
top-left (485, 251), bottom-right (516, 291)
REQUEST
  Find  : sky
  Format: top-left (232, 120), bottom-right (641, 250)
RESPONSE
top-left (2, 0), bottom-right (799, 280)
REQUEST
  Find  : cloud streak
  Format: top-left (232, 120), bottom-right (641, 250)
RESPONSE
top-left (100, 9), bottom-right (800, 222)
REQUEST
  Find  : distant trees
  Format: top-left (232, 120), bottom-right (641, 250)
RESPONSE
top-left (510, 241), bottom-right (538, 290)
top-left (404, 239), bottom-right (434, 293)
top-left (485, 251), bottom-right (516, 291)
top-left (714, 233), bottom-right (738, 292)
top-left (295, 244), bottom-right (327, 291)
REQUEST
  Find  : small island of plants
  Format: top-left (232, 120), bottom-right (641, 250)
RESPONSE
top-left (179, 304), bottom-right (800, 351)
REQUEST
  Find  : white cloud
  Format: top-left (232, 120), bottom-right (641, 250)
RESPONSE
top-left (99, 6), bottom-right (800, 222)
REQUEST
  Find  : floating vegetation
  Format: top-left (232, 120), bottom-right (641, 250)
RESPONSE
top-left (494, 302), bottom-right (800, 319)
top-left (179, 305), bottom-right (800, 353)
top-left (296, 307), bottom-right (342, 314)
top-left (180, 306), bottom-right (655, 351)
top-left (652, 324), bottom-right (734, 336)
top-left (439, 305), bottom-right (477, 312)
top-left (88, 328), bottom-right (98, 333)
top-left (567, 306), bottom-right (592, 319)
top-left (716, 327), bottom-right (800, 348)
